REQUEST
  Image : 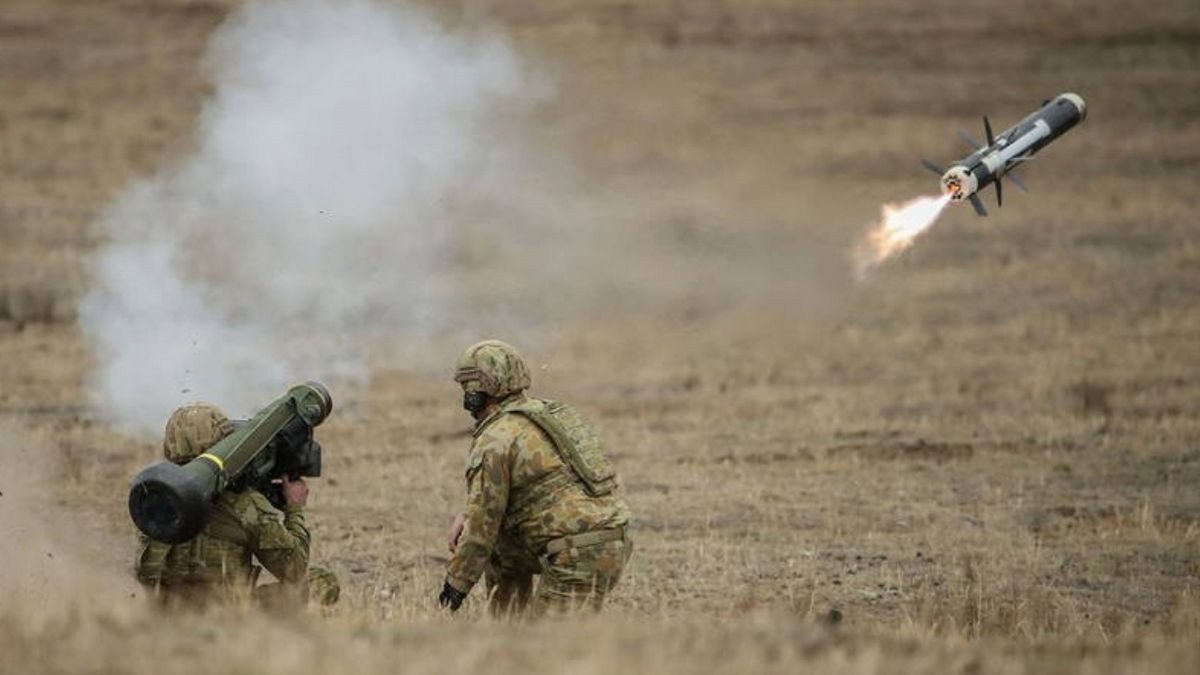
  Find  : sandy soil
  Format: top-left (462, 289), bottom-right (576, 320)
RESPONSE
top-left (1, 0), bottom-right (1199, 672)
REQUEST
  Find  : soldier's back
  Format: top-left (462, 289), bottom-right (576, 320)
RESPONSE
top-left (136, 489), bottom-right (262, 594)
top-left (481, 399), bottom-right (630, 549)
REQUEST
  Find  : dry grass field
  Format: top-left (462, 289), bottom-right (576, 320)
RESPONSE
top-left (2, 0), bottom-right (1199, 672)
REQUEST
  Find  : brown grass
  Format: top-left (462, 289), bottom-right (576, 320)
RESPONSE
top-left (2, 0), bottom-right (1200, 672)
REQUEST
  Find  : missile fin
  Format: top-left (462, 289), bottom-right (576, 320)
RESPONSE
top-left (957, 131), bottom-right (983, 150)
top-left (983, 116), bottom-right (995, 146)
top-left (968, 194), bottom-right (988, 217)
top-left (1006, 170), bottom-right (1029, 193)
top-left (995, 178), bottom-right (1003, 208)
top-left (921, 159), bottom-right (945, 175)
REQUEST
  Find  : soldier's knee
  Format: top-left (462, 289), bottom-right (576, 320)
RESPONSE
top-left (486, 572), bottom-right (533, 617)
top-left (531, 582), bottom-right (607, 618)
top-left (307, 566), bottom-right (340, 606)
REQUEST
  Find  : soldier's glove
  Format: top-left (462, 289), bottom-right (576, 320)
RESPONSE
top-left (438, 581), bottom-right (466, 612)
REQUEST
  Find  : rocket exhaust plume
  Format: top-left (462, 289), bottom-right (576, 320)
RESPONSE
top-left (853, 193), bottom-right (951, 278)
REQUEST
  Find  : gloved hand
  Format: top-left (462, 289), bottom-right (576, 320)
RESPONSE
top-left (438, 581), bottom-right (466, 611)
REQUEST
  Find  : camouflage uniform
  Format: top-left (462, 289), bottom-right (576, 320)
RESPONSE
top-left (135, 403), bottom-right (339, 607)
top-left (445, 341), bottom-right (633, 616)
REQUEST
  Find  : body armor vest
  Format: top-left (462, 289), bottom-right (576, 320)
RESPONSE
top-left (507, 398), bottom-right (618, 497)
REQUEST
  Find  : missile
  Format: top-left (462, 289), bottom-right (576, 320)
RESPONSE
top-left (921, 93), bottom-right (1086, 216)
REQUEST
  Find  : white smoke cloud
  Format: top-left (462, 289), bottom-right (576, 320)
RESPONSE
top-left (80, 0), bottom-right (850, 435)
top-left (80, 0), bottom-right (553, 433)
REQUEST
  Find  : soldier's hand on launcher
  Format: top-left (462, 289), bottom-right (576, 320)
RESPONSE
top-left (448, 512), bottom-right (466, 553)
top-left (280, 475), bottom-right (309, 507)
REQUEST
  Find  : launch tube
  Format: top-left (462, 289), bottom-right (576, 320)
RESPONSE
top-left (128, 382), bottom-right (333, 544)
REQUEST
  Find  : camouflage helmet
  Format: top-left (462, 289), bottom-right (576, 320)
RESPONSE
top-left (454, 339), bottom-right (532, 398)
top-left (162, 403), bottom-right (233, 464)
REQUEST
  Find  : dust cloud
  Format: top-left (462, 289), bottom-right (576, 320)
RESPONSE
top-left (0, 424), bottom-right (138, 626)
top-left (80, 0), bottom-right (845, 435)
top-left (79, 0), bottom-right (575, 433)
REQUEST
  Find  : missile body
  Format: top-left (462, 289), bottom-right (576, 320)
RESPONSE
top-left (923, 93), bottom-right (1086, 216)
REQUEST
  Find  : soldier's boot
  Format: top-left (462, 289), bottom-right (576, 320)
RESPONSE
top-left (253, 567), bottom-right (339, 609)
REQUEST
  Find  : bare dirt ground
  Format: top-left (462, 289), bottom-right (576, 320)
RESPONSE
top-left (2, 0), bottom-right (1199, 672)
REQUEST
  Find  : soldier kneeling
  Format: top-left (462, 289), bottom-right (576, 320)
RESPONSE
top-left (439, 340), bottom-right (633, 617)
top-left (135, 403), bottom-right (339, 608)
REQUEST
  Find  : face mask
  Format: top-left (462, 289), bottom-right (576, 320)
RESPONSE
top-left (463, 391), bottom-right (489, 419)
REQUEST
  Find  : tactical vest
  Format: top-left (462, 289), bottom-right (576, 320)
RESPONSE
top-left (507, 398), bottom-right (618, 497)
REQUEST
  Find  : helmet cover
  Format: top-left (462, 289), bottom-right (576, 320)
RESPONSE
top-left (162, 403), bottom-right (233, 464)
top-left (453, 339), bottom-right (531, 398)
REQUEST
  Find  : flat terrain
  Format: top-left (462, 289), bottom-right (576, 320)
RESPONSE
top-left (1, 1), bottom-right (1199, 673)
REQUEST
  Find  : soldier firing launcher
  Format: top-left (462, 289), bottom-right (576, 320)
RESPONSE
top-left (128, 382), bottom-right (333, 544)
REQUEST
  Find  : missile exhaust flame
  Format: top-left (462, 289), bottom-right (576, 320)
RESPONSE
top-left (854, 193), bottom-right (951, 279)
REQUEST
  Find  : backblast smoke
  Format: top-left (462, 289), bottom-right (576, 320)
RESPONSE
top-left (79, 0), bottom-right (549, 433)
top-left (79, 0), bottom-right (854, 435)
